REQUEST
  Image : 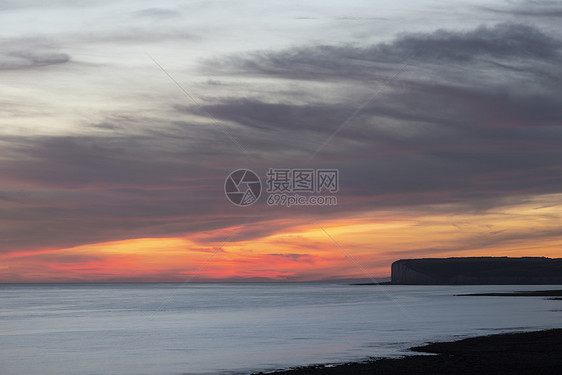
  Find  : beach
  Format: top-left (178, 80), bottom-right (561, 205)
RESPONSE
top-left (258, 328), bottom-right (562, 375)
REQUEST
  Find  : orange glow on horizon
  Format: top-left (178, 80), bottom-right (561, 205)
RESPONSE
top-left (2, 193), bottom-right (562, 283)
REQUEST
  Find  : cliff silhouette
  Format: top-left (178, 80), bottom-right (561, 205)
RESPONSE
top-left (391, 257), bottom-right (562, 285)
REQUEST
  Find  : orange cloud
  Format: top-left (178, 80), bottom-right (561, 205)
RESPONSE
top-left (2, 193), bottom-right (562, 282)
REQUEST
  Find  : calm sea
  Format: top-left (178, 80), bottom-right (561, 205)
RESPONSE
top-left (1, 283), bottom-right (560, 375)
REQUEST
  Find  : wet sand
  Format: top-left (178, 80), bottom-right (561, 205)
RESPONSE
top-left (255, 328), bottom-right (562, 375)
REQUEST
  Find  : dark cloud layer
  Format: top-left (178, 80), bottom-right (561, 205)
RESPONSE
top-left (207, 23), bottom-right (561, 80)
top-left (2, 20), bottom-right (562, 257)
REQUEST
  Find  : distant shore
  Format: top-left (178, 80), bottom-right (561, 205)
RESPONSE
top-left (255, 328), bottom-right (562, 375)
top-left (457, 289), bottom-right (562, 297)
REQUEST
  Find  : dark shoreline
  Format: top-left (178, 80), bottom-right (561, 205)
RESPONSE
top-left (457, 289), bottom-right (562, 297)
top-left (254, 328), bottom-right (562, 375)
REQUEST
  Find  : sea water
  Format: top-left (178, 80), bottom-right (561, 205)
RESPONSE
top-left (1, 283), bottom-right (560, 375)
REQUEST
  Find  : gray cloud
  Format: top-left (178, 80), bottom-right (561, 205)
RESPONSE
top-left (206, 23), bottom-right (561, 80)
top-left (480, 0), bottom-right (562, 18)
top-left (0, 37), bottom-right (70, 70)
top-left (132, 8), bottom-right (182, 19)
top-left (190, 22), bottom-right (562, 215)
top-left (0, 0), bottom-right (105, 11)
top-left (70, 28), bottom-right (195, 44)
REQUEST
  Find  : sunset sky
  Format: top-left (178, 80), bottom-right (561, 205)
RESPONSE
top-left (1, 0), bottom-right (562, 282)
